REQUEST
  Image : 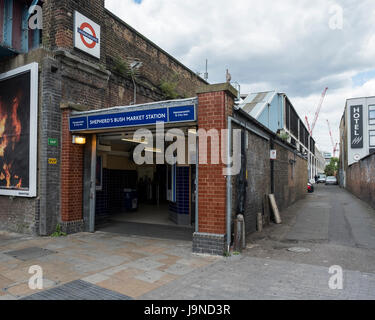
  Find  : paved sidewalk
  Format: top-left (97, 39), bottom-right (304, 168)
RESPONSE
top-left (140, 255), bottom-right (375, 300)
top-left (141, 186), bottom-right (375, 300)
top-left (2, 185), bottom-right (375, 300)
top-left (0, 231), bottom-right (217, 300)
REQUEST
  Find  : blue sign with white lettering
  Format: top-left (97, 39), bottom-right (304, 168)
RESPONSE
top-left (169, 105), bottom-right (195, 123)
top-left (69, 117), bottom-right (88, 131)
top-left (88, 108), bottom-right (168, 129)
top-left (69, 105), bottom-right (196, 131)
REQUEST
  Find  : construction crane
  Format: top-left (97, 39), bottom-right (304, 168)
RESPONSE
top-left (327, 119), bottom-right (339, 157)
top-left (305, 116), bottom-right (312, 135)
top-left (305, 87), bottom-right (329, 136)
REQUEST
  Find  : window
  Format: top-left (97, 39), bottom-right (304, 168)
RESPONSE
top-left (370, 131), bottom-right (375, 147)
top-left (370, 105), bottom-right (375, 125)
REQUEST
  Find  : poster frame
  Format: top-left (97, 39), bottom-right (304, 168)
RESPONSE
top-left (0, 63), bottom-right (38, 197)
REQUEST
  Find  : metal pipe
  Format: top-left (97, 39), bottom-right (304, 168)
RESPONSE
top-left (195, 139), bottom-right (199, 233)
top-left (131, 74), bottom-right (137, 105)
top-left (89, 134), bottom-right (97, 233)
top-left (226, 117), bottom-right (232, 252)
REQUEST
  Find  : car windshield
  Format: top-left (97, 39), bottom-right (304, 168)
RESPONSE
top-left (327, 177), bottom-right (336, 181)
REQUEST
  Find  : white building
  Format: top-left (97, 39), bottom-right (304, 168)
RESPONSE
top-left (339, 96), bottom-right (375, 186)
top-left (239, 91), bottom-right (324, 180)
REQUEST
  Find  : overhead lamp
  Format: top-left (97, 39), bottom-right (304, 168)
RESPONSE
top-left (145, 147), bottom-right (162, 153)
top-left (72, 135), bottom-right (87, 145)
top-left (122, 138), bottom-right (148, 145)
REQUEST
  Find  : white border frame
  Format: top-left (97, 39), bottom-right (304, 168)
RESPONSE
top-left (0, 63), bottom-right (38, 197)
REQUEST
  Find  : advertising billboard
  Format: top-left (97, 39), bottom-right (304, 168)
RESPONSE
top-left (0, 63), bottom-right (38, 197)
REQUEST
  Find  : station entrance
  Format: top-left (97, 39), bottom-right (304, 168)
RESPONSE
top-left (94, 128), bottom-right (197, 240)
top-left (69, 98), bottom-right (199, 241)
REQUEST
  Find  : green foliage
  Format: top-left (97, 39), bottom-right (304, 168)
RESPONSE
top-left (325, 157), bottom-right (339, 176)
top-left (51, 224), bottom-right (67, 237)
top-left (160, 81), bottom-right (179, 100)
top-left (113, 57), bottom-right (131, 76)
top-left (278, 131), bottom-right (290, 142)
top-left (113, 57), bottom-right (140, 79)
top-left (159, 73), bottom-right (180, 100)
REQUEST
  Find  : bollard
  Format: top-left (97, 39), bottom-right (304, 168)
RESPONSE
top-left (234, 214), bottom-right (245, 252)
top-left (257, 212), bottom-right (263, 232)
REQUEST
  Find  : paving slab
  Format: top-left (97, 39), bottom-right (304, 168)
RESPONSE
top-left (4, 247), bottom-right (57, 262)
top-left (0, 230), bottom-right (217, 300)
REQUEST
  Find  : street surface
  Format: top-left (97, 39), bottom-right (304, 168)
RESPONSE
top-left (1, 185), bottom-right (375, 300)
top-left (141, 185), bottom-right (375, 300)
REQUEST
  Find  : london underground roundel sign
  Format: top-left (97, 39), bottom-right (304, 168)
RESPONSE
top-left (74, 11), bottom-right (101, 59)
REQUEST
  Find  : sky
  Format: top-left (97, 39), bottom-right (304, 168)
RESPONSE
top-left (105, 0), bottom-right (375, 154)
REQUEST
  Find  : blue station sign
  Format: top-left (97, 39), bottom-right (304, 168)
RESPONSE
top-left (69, 105), bottom-right (196, 132)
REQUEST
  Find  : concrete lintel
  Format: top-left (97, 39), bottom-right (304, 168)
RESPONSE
top-left (55, 49), bottom-right (111, 80)
top-left (60, 101), bottom-right (89, 112)
top-left (196, 83), bottom-right (238, 99)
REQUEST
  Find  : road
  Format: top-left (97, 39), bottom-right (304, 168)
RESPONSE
top-left (141, 185), bottom-right (375, 300)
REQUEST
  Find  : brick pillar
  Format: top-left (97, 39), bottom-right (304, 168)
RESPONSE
top-left (60, 109), bottom-right (85, 233)
top-left (193, 83), bottom-right (237, 256)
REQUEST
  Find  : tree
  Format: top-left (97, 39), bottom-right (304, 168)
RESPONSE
top-left (325, 157), bottom-right (339, 176)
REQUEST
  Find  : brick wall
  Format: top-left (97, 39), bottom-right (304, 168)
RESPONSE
top-left (346, 153), bottom-right (375, 209)
top-left (104, 10), bottom-right (205, 98)
top-left (61, 110), bottom-right (85, 222)
top-left (273, 142), bottom-right (308, 212)
top-left (0, 197), bottom-right (38, 234)
top-left (234, 128), bottom-right (271, 234)
top-left (41, 0), bottom-right (205, 99)
top-left (0, 0), bottom-right (205, 236)
top-left (39, 56), bottom-right (63, 235)
top-left (231, 113), bottom-right (308, 236)
top-left (197, 88), bottom-right (234, 235)
top-left (42, 0), bottom-right (106, 65)
top-left (193, 83), bottom-right (236, 255)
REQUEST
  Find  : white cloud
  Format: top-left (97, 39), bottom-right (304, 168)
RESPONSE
top-left (105, 0), bottom-right (375, 153)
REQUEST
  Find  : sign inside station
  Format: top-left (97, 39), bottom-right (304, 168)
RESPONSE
top-left (69, 105), bottom-right (196, 131)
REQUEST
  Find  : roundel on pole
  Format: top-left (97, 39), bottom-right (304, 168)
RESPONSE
top-left (74, 11), bottom-right (101, 59)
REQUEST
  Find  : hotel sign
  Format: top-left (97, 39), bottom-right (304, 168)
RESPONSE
top-left (351, 105), bottom-right (364, 149)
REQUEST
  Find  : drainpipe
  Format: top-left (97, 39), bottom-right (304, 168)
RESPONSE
top-left (270, 139), bottom-right (275, 194)
top-left (195, 140), bottom-right (199, 233)
top-left (131, 74), bottom-right (137, 105)
top-left (226, 118), bottom-right (233, 252)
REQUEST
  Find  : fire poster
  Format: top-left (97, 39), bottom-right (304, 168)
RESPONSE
top-left (0, 63), bottom-right (38, 197)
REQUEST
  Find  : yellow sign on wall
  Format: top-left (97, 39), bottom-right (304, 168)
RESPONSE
top-left (48, 158), bottom-right (57, 165)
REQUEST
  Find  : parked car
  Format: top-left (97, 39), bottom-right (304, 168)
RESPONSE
top-left (317, 174), bottom-right (327, 184)
top-left (307, 182), bottom-right (314, 193)
top-left (325, 176), bottom-right (338, 185)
